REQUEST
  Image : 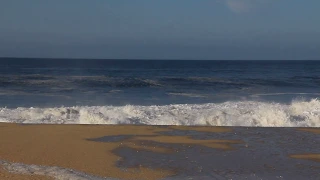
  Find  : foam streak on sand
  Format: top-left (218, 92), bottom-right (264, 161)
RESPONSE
top-left (0, 160), bottom-right (108, 180)
top-left (0, 99), bottom-right (320, 127)
top-left (0, 163), bottom-right (53, 180)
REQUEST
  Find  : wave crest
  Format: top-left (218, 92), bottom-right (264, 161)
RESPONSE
top-left (0, 99), bottom-right (319, 127)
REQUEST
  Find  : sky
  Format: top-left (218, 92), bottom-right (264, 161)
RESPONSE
top-left (0, 0), bottom-right (319, 60)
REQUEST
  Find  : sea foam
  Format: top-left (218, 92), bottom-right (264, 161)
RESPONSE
top-left (0, 160), bottom-right (116, 180)
top-left (0, 99), bottom-right (319, 127)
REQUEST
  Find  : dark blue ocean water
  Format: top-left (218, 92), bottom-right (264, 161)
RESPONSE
top-left (0, 58), bottom-right (319, 108)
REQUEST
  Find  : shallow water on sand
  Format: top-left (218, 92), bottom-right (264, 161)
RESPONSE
top-left (1, 125), bottom-right (319, 180)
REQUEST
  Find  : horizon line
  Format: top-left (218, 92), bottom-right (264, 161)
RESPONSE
top-left (0, 57), bottom-right (319, 61)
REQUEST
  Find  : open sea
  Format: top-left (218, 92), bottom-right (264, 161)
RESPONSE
top-left (0, 58), bottom-right (319, 127)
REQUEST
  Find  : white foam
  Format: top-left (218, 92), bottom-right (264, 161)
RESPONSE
top-left (0, 160), bottom-right (117, 180)
top-left (0, 99), bottom-right (319, 127)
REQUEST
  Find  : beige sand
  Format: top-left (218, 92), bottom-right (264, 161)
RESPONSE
top-left (298, 128), bottom-right (320, 134)
top-left (0, 123), bottom-right (235, 180)
top-left (289, 128), bottom-right (320, 163)
top-left (289, 154), bottom-right (320, 162)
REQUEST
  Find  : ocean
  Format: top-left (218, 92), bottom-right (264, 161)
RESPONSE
top-left (0, 58), bottom-right (319, 127)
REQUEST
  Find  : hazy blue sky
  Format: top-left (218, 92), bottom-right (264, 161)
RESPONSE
top-left (0, 0), bottom-right (319, 60)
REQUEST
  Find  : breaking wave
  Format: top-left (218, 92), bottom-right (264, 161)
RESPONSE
top-left (0, 99), bottom-right (319, 127)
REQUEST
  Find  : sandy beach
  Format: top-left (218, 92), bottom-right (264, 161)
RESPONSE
top-left (2, 1), bottom-right (320, 179)
top-left (0, 123), bottom-right (319, 179)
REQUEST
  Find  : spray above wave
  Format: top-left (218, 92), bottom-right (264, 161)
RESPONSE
top-left (0, 99), bottom-right (319, 127)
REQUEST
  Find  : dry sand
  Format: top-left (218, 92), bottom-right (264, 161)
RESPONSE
top-left (0, 123), bottom-right (237, 180)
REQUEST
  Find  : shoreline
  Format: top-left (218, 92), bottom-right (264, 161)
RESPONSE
top-left (0, 123), bottom-right (319, 179)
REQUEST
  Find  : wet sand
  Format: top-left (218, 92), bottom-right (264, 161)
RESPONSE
top-left (0, 166), bottom-right (53, 180)
top-left (0, 123), bottom-right (319, 179)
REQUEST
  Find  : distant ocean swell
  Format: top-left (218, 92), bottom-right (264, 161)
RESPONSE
top-left (1, 99), bottom-right (319, 127)
top-left (1, 75), bottom-right (319, 89)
